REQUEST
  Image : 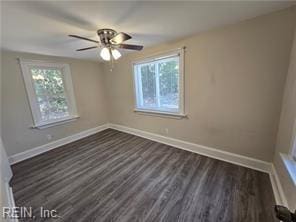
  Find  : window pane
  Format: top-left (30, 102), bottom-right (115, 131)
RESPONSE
top-left (36, 95), bottom-right (69, 121)
top-left (140, 64), bottom-right (157, 108)
top-left (31, 68), bottom-right (66, 96)
top-left (293, 144), bottom-right (296, 161)
top-left (159, 59), bottom-right (179, 110)
top-left (30, 68), bottom-right (70, 121)
top-left (48, 96), bottom-right (69, 119)
top-left (134, 51), bottom-right (183, 114)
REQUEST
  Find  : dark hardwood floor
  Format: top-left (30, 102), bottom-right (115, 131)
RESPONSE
top-left (11, 129), bottom-right (278, 222)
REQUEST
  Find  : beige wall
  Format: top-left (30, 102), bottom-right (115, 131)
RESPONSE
top-left (1, 6), bottom-right (296, 208)
top-left (1, 51), bottom-right (108, 156)
top-left (103, 7), bottom-right (296, 162)
top-left (274, 28), bottom-right (296, 209)
top-left (0, 42), bottom-right (9, 220)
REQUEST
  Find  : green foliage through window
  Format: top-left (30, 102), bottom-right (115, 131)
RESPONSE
top-left (134, 55), bottom-right (181, 113)
top-left (31, 68), bottom-right (69, 121)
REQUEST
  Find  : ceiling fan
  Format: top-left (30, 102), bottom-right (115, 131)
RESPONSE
top-left (69, 29), bottom-right (144, 62)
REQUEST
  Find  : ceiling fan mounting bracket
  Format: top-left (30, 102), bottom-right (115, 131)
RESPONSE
top-left (97, 29), bottom-right (117, 46)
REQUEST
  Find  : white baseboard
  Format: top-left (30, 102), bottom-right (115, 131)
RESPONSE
top-left (8, 123), bottom-right (273, 172)
top-left (8, 124), bottom-right (110, 164)
top-left (5, 183), bottom-right (18, 222)
top-left (109, 124), bottom-right (271, 173)
top-left (109, 124), bottom-right (288, 205)
top-left (270, 164), bottom-right (288, 206)
top-left (8, 122), bottom-right (286, 208)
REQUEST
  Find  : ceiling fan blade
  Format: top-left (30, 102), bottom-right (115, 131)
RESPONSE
top-left (117, 44), bottom-right (143, 51)
top-left (110, 32), bottom-right (132, 44)
top-left (76, 46), bottom-right (98, 51)
top-left (69, 35), bottom-right (99, 43)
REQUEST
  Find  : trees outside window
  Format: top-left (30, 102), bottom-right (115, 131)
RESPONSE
top-left (20, 59), bottom-right (78, 128)
top-left (133, 49), bottom-right (184, 116)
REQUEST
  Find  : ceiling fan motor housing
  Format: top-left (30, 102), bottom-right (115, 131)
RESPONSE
top-left (97, 29), bottom-right (117, 46)
top-left (70, 28), bottom-right (143, 53)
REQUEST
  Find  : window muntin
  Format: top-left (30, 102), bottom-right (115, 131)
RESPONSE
top-left (133, 50), bottom-right (184, 115)
top-left (20, 60), bottom-right (78, 128)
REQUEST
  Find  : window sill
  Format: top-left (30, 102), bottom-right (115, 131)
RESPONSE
top-left (280, 153), bottom-right (296, 187)
top-left (134, 109), bottom-right (187, 119)
top-left (31, 115), bottom-right (79, 129)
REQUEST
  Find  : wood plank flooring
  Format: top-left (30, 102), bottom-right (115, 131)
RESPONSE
top-left (11, 129), bottom-right (278, 222)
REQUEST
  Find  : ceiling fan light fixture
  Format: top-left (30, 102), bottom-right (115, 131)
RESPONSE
top-left (111, 48), bottom-right (121, 60)
top-left (100, 47), bottom-right (111, 61)
top-left (70, 29), bottom-right (143, 63)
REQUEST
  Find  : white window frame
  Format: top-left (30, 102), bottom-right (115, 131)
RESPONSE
top-left (292, 143), bottom-right (296, 162)
top-left (132, 48), bottom-right (185, 117)
top-left (290, 119), bottom-right (296, 161)
top-left (19, 59), bottom-right (79, 129)
top-left (280, 119), bottom-right (296, 187)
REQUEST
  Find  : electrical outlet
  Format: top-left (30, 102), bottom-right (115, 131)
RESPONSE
top-left (46, 134), bottom-right (53, 141)
top-left (164, 128), bottom-right (169, 135)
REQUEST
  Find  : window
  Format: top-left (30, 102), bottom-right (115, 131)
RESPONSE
top-left (280, 120), bottom-right (296, 186)
top-left (133, 48), bottom-right (185, 116)
top-left (20, 59), bottom-right (78, 128)
top-left (291, 120), bottom-right (296, 161)
top-left (290, 140), bottom-right (296, 185)
top-left (293, 143), bottom-right (296, 161)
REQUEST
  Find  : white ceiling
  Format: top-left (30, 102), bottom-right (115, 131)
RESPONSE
top-left (1, 1), bottom-right (295, 61)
